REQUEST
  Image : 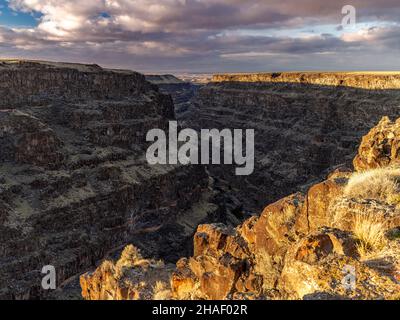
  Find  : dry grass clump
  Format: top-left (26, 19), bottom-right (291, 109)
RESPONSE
top-left (353, 213), bottom-right (387, 259)
top-left (152, 281), bottom-right (172, 300)
top-left (330, 197), bottom-right (389, 231)
top-left (116, 245), bottom-right (150, 269)
top-left (114, 245), bottom-right (165, 279)
top-left (100, 259), bottom-right (115, 273)
top-left (330, 168), bottom-right (400, 260)
top-left (330, 196), bottom-right (398, 263)
top-left (344, 167), bottom-right (400, 205)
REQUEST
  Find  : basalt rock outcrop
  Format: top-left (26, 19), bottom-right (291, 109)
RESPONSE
top-left (146, 74), bottom-right (198, 120)
top-left (186, 74), bottom-right (400, 213)
top-left (80, 245), bottom-right (174, 300)
top-left (0, 60), bottom-right (220, 299)
top-left (0, 60), bottom-right (157, 108)
top-left (353, 116), bottom-right (400, 171)
top-left (213, 72), bottom-right (400, 90)
top-left (82, 117), bottom-right (400, 300)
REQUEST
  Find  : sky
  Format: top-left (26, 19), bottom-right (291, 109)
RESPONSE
top-left (0, 0), bottom-right (399, 73)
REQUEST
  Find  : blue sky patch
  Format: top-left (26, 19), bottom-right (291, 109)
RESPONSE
top-left (99, 12), bottom-right (111, 19)
top-left (0, 0), bottom-right (41, 28)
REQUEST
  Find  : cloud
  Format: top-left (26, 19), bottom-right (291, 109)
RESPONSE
top-left (0, 0), bottom-right (399, 72)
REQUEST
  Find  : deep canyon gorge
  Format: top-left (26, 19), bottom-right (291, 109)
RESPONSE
top-left (0, 60), bottom-right (399, 299)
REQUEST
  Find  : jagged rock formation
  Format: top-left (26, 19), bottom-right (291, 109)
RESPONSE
top-left (354, 116), bottom-right (400, 171)
top-left (80, 245), bottom-right (174, 300)
top-left (186, 77), bottom-right (400, 213)
top-left (0, 60), bottom-right (219, 299)
top-left (146, 74), bottom-right (199, 120)
top-left (81, 117), bottom-right (400, 300)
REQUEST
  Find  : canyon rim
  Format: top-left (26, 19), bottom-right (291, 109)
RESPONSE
top-left (0, 0), bottom-right (399, 307)
top-left (0, 61), bottom-right (399, 301)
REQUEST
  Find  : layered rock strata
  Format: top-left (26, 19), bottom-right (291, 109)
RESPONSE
top-left (0, 60), bottom-right (216, 299)
top-left (186, 77), bottom-right (400, 213)
top-left (213, 72), bottom-right (400, 90)
top-left (146, 74), bottom-right (199, 120)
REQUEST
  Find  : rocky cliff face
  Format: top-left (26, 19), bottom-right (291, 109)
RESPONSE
top-left (0, 61), bottom-right (218, 299)
top-left (0, 60), bottom-right (155, 108)
top-left (213, 72), bottom-right (400, 90)
top-left (186, 76), bottom-right (400, 213)
top-left (81, 117), bottom-right (400, 300)
top-left (146, 74), bottom-right (199, 120)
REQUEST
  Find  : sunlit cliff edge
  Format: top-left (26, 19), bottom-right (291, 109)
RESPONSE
top-left (212, 72), bottom-right (400, 89)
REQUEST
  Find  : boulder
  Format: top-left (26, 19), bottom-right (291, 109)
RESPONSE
top-left (354, 117), bottom-right (400, 171)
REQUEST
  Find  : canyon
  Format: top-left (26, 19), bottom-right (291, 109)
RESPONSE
top-left (81, 116), bottom-right (400, 300)
top-left (0, 61), bottom-right (400, 299)
top-left (183, 73), bottom-right (400, 214)
top-left (81, 72), bottom-right (400, 300)
top-left (0, 61), bottom-right (221, 299)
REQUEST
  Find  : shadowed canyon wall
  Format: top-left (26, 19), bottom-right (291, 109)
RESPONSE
top-left (145, 74), bottom-right (199, 120)
top-left (185, 74), bottom-right (400, 213)
top-left (0, 61), bottom-right (219, 299)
